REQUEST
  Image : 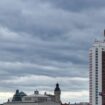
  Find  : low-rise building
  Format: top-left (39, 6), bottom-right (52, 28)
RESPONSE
top-left (3, 83), bottom-right (61, 105)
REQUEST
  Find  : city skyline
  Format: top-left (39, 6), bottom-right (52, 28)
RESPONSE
top-left (0, 0), bottom-right (105, 104)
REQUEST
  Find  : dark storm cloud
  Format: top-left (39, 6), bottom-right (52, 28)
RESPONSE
top-left (0, 0), bottom-right (105, 103)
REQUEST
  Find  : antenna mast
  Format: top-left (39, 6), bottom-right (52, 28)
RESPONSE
top-left (104, 30), bottom-right (105, 42)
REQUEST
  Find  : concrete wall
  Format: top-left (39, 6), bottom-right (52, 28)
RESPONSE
top-left (4, 101), bottom-right (60, 105)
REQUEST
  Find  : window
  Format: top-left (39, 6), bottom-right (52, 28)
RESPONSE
top-left (24, 97), bottom-right (32, 101)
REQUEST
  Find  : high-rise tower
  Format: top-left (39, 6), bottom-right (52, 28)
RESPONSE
top-left (89, 31), bottom-right (105, 105)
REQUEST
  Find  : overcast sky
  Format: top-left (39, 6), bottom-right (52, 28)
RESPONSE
top-left (0, 0), bottom-right (105, 104)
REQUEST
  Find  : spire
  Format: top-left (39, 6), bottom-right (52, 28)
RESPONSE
top-left (54, 83), bottom-right (60, 91)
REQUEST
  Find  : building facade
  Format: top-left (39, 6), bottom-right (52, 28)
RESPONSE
top-left (89, 36), bottom-right (105, 105)
top-left (3, 83), bottom-right (61, 105)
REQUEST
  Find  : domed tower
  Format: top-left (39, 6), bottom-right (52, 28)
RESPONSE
top-left (54, 83), bottom-right (61, 103)
top-left (12, 90), bottom-right (27, 102)
top-left (12, 90), bottom-right (21, 102)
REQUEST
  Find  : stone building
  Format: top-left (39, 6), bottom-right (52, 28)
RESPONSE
top-left (3, 83), bottom-right (61, 105)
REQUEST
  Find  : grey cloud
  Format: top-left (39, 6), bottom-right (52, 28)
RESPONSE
top-left (42, 0), bottom-right (105, 12)
top-left (0, 61), bottom-right (88, 78)
top-left (0, 0), bottom-right (105, 103)
top-left (0, 75), bottom-right (88, 92)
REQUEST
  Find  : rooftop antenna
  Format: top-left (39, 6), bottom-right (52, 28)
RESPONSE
top-left (104, 29), bottom-right (105, 42)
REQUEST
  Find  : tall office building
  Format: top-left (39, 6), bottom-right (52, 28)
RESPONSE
top-left (89, 31), bottom-right (105, 105)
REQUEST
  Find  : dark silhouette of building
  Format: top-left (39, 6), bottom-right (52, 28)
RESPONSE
top-left (12, 90), bottom-right (27, 102)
